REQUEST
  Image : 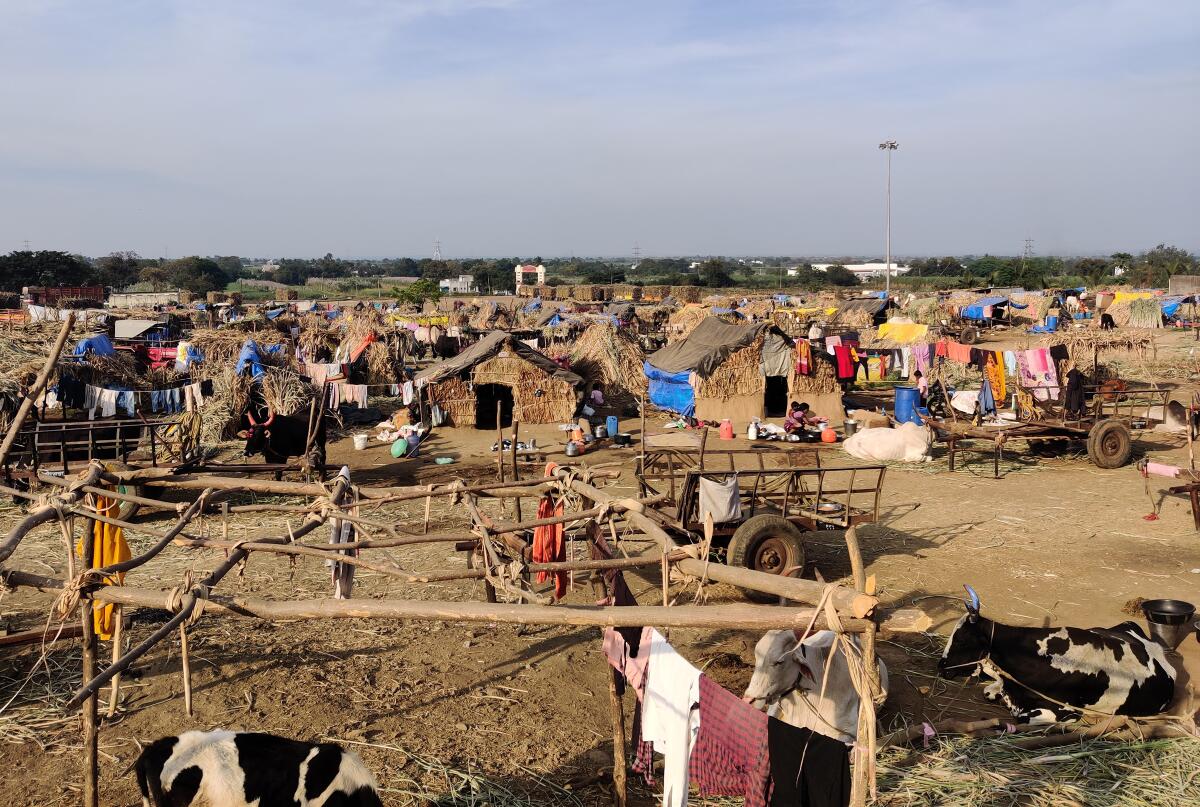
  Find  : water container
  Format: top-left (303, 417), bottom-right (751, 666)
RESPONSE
top-left (894, 386), bottom-right (922, 425)
top-left (352, 433), bottom-right (369, 450)
top-left (1046, 315), bottom-right (1059, 331)
top-left (606, 415), bottom-right (619, 436)
top-left (718, 418), bottom-right (735, 440)
top-left (844, 419), bottom-right (859, 437)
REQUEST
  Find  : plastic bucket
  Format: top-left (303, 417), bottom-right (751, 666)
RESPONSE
top-left (352, 434), bottom-right (369, 450)
top-left (894, 386), bottom-right (922, 425)
top-left (1046, 315), bottom-right (1059, 331)
top-left (606, 415), bottom-right (619, 436)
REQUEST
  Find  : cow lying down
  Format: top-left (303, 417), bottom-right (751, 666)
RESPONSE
top-left (843, 422), bottom-right (932, 463)
top-left (939, 587), bottom-right (1177, 724)
top-left (135, 730), bottom-right (383, 807)
top-left (743, 629), bottom-right (889, 744)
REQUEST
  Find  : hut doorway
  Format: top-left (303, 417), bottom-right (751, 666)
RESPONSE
top-left (763, 375), bottom-right (789, 417)
top-left (475, 384), bottom-right (514, 430)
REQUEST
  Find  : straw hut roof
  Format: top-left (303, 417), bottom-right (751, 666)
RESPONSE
top-left (568, 322), bottom-right (647, 402)
top-left (416, 331), bottom-right (582, 388)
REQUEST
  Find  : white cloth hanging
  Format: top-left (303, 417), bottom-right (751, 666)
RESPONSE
top-left (641, 629), bottom-right (701, 807)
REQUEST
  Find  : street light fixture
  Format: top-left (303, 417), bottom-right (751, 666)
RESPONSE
top-left (878, 140), bottom-right (899, 298)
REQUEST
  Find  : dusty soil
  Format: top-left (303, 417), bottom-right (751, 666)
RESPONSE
top-left (2, 354), bottom-right (1200, 806)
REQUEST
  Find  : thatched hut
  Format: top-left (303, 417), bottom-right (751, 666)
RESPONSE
top-left (568, 322), bottom-right (647, 406)
top-left (644, 317), bottom-right (839, 426)
top-left (415, 332), bottom-right (582, 428)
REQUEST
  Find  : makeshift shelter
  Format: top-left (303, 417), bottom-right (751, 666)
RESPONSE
top-left (960, 295), bottom-right (1025, 324)
top-left (835, 298), bottom-right (894, 328)
top-left (568, 322), bottom-right (647, 406)
top-left (644, 317), bottom-right (808, 424)
top-left (415, 332), bottom-right (582, 428)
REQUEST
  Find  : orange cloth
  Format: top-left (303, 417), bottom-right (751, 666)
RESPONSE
top-left (533, 463), bottom-right (567, 599)
top-left (985, 353), bottom-right (1007, 404)
top-left (75, 494), bottom-right (131, 640)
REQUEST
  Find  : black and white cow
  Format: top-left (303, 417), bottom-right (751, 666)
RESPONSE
top-left (135, 730), bottom-right (383, 807)
top-left (938, 586), bottom-right (1177, 724)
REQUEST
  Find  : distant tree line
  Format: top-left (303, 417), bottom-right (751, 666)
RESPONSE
top-left (0, 244), bottom-right (1195, 297)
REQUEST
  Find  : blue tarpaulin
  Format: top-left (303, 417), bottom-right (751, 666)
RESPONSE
top-left (235, 340), bottom-right (277, 379)
top-left (962, 296), bottom-right (1009, 320)
top-left (265, 308), bottom-right (285, 320)
top-left (644, 362), bottom-right (695, 416)
top-left (1160, 297), bottom-right (1186, 317)
top-left (72, 334), bottom-right (115, 357)
top-left (523, 299), bottom-right (542, 312)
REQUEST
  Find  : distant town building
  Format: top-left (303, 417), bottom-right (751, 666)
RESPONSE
top-left (258, 261), bottom-right (280, 275)
top-left (514, 264), bottom-right (546, 287)
top-left (440, 274), bottom-right (478, 294)
top-left (811, 262), bottom-right (911, 281)
top-left (109, 291), bottom-right (183, 308)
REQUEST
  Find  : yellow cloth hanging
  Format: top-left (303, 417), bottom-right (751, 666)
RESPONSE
top-left (75, 494), bottom-right (131, 640)
top-left (985, 353), bottom-right (1007, 405)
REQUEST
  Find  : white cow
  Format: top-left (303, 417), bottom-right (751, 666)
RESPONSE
top-left (743, 629), bottom-right (888, 744)
top-left (843, 421), bottom-right (932, 463)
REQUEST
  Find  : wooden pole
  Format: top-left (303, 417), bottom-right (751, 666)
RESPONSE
top-left (79, 512), bottom-right (99, 807)
top-left (606, 658), bottom-right (628, 807)
top-left (0, 313), bottom-right (74, 468)
top-left (180, 626), bottom-right (193, 716)
top-left (510, 421), bottom-right (522, 522)
top-left (105, 608), bottom-right (123, 718)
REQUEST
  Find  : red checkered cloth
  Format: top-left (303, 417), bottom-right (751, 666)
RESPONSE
top-left (688, 674), bottom-right (771, 807)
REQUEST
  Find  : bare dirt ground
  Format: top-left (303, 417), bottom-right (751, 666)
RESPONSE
top-left (2, 362), bottom-right (1200, 805)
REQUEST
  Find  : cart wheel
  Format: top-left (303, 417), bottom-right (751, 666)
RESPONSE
top-left (960, 326), bottom-right (980, 345)
top-left (727, 515), bottom-right (807, 603)
top-left (1087, 419), bottom-right (1132, 468)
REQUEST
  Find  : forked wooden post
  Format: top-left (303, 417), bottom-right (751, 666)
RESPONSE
top-left (79, 514), bottom-right (99, 807)
top-left (844, 525), bottom-right (878, 807)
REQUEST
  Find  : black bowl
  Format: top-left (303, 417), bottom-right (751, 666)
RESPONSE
top-left (1141, 599), bottom-right (1196, 625)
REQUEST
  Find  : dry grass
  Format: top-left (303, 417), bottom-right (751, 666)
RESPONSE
top-left (694, 335), bottom-right (764, 399)
top-left (568, 323), bottom-right (647, 403)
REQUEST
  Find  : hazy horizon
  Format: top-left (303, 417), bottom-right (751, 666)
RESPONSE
top-left (2, 1), bottom-right (1197, 259)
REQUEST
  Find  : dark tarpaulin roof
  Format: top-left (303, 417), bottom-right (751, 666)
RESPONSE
top-left (415, 330), bottom-right (583, 387)
top-left (645, 317), bottom-right (767, 376)
top-left (606, 302), bottom-right (635, 319)
top-left (837, 298), bottom-right (890, 316)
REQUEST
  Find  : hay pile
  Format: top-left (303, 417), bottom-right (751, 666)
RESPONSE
top-left (671, 285), bottom-right (703, 304)
top-left (695, 335), bottom-right (764, 399)
top-left (641, 285), bottom-right (669, 303)
top-left (569, 323), bottom-right (647, 402)
top-left (1127, 298), bottom-right (1164, 329)
top-left (189, 329), bottom-right (290, 379)
top-left (667, 305), bottom-right (711, 342)
top-left (611, 284), bottom-right (641, 302)
top-left (899, 298), bottom-right (948, 326)
top-left (199, 367), bottom-right (251, 443)
top-left (837, 307), bottom-right (877, 328)
top-left (1037, 328), bottom-right (1155, 366)
top-left (261, 366), bottom-right (315, 417)
top-left (878, 735), bottom-right (1200, 806)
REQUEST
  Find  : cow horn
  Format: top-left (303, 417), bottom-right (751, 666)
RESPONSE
top-left (963, 584), bottom-right (981, 613)
top-left (246, 409), bottom-right (257, 425)
top-left (263, 411), bottom-right (275, 427)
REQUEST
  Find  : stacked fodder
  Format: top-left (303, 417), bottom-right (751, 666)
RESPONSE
top-left (569, 323), bottom-right (647, 404)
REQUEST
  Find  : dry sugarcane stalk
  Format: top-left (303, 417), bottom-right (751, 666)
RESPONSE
top-left (0, 313), bottom-right (74, 467)
top-left (180, 625), bottom-right (193, 717)
top-left (0, 463), bottom-right (106, 564)
top-left (106, 607), bottom-right (123, 718)
top-left (79, 508), bottom-right (99, 807)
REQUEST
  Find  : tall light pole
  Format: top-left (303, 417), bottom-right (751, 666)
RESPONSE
top-left (879, 140), bottom-right (899, 298)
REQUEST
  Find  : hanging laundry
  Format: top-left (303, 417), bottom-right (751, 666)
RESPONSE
top-left (833, 345), bottom-right (855, 380)
top-left (699, 476), bottom-right (742, 523)
top-left (340, 384), bottom-right (368, 409)
top-left (329, 470), bottom-right (357, 599)
top-left (934, 339), bottom-right (949, 358)
top-left (1003, 351), bottom-right (1017, 378)
top-left (985, 353), bottom-right (1006, 403)
top-left (77, 494), bottom-right (131, 640)
top-left (602, 625), bottom-right (653, 701)
top-left (979, 377), bottom-right (996, 416)
top-left (532, 463), bottom-right (567, 598)
top-left (825, 335), bottom-right (842, 349)
top-left (912, 343), bottom-right (932, 375)
top-left (947, 342), bottom-right (973, 364)
top-left (402, 381), bottom-right (414, 405)
top-left (766, 718), bottom-right (851, 807)
top-left (795, 340), bottom-right (811, 376)
top-left (96, 388), bottom-right (119, 418)
top-left (117, 390), bottom-right (136, 417)
top-left (899, 347), bottom-right (911, 379)
top-left (641, 629), bottom-right (702, 807)
top-left (687, 675), bottom-right (771, 807)
top-left (58, 376), bottom-right (86, 409)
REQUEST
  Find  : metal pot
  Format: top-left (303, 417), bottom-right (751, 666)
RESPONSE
top-left (1141, 599), bottom-right (1196, 649)
top-left (614, 432), bottom-right (632, 447)
top-left (844, 419), bottom-right (859, 437)
top-left (594, 425), bottom-right (608, 439)
top-left (565, 441), bottom-right (581, 457)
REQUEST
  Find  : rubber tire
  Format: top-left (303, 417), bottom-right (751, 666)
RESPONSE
top-left (1087, 419), bottom-right (1133, 469)
top-left (726, 515), bottom-right (807, 603)
top-left (960, 326), bottom-right (980, 345)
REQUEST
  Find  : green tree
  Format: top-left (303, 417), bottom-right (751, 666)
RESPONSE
top-left (698, 258), bottom-right (735, 287)
top-left (212, 256), bottom-right (244, 278)
top-left (396, 278), bottom-right (442, 305)
top-left (164, 256), bottom-right (228, 294)
top-left (95, 251), bottom-right (142, 288)
top-left (138, 267), bottom-right (169, 290)
top-left (0, 250), bottom-right (95, 289)
top-left (824, 265), bottom-right (861, 287)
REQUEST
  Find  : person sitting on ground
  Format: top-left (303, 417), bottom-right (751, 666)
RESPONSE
top-left (784, 401), bottom-right (825, 433)
top-left (590, 383), bottom-right (605, 407)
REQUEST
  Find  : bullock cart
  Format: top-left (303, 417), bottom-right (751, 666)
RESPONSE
top-left (636, 433), bottom-right (885, 591)
top-left (932, 382), bottom-right (1171, 477)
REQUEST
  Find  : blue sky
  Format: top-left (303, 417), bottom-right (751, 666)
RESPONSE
top-left (1, 0), bottom-right (1196, 258)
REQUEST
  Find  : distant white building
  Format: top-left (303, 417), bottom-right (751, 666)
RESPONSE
top-left (811, 262), bottom-right (911, 281)
top-left (514, 264), bottom-right (546, 287)
top-left (439, 274), bottom-right (478, 294)
top-left (258, 261), bottom-right (280, 275)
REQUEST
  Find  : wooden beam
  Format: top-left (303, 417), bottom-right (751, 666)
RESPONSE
top-left (0, 314), bottom-right (74, 468)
